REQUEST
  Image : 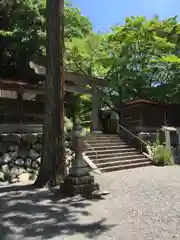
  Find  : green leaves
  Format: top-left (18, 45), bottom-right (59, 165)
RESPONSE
top-left (1, 2), bottom-right (180, 119)
top-left (101, 16), bottom-right (180, 106)
top-left (0, 0), bottom-right (92, 82)
top-left (66, 33), bottom-right (107, 77)
top-left (159, 55), bottom-right (180, 64)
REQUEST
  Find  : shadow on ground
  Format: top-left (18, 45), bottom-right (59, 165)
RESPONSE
top-left (0, 183), bottom-right (113, 240)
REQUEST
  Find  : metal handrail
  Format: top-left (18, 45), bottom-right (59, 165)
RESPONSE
top-left (85, 140), bottom-right (98, 163)
top-left (119, 124), bottom-right (150, 148)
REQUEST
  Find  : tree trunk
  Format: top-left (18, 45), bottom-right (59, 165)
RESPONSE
top-left (34, 0), bottom-right (65, 188)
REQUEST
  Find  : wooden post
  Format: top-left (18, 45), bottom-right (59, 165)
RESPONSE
top-left (176, 129), bottom-right (180, 149)
top-left (91, 87), bottom-right (101, 133)
top-left (35, 0), bottom-right (65, 187)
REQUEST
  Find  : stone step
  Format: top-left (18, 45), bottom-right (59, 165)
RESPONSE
top-left (87, 136), bottom-right (120, 141)
top-left (85, 134), bottom-right (151, 172)
top-left (86, 141), bottom-right (126, 146)
top-left (86, 146), bottom-right (130, 152)
top-left (89, 137), bottom-right (120, 141)
top-left (96, 158), bottom-right (151, 168)
top-left (91, 154), bottom-right (146, 161)
top-left (85, 149), bottom-right (138, 156)
top-left (86, 145), bottom-right (135, 151)
top-left (89, 134), bottom-right (119, 137)
top-left (86, 140), bottom-right (121, 145)
top-left (100, 161), bottom-right (152, 172)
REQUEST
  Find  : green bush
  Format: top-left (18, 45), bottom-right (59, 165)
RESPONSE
top-left (64, 117), bottom-right (73, 141)
top-left (64, 116), bottom-right (73, 132)
top-left (151, 134), bottom-right (174, 166)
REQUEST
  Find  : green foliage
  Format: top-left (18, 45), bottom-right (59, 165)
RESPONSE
top-left (0, 0), bottom-right (92, 82)
top-left (151, 134), bottom-right (174, 166)
top-left (100, 16), bottom-right (180, 110)
top-left (66, 33), bottom-right (107, 76)
top-left (64, 116), bottom-right (73, 133)
top-left (1, 1), bottom-right (180, 120)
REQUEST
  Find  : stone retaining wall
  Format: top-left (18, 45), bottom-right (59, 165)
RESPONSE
top-left (0, 133), bottom-right (72, 183)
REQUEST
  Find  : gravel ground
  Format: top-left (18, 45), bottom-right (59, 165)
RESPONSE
top-left (1, 165), bottom-right (180, 240)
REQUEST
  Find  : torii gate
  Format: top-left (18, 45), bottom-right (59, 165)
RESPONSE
top-left (29, 61), bottom-right (107, 132)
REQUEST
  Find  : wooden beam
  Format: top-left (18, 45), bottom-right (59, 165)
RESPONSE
top-left (65, 72), bottom-right (107, 87)
top-left (29, 61), bottom-right (107, 87)
top-left (0, 124), bottom-right (43, 133)
top-left (0, 79), bottom-right (92, 94)
top-left (0, 79), bottom-right (45, 95)
top-left (65, 85), bottom-right (92, 93)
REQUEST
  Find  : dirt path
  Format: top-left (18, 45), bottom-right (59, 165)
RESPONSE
top-left (1, 166), bottom-right (180, 239)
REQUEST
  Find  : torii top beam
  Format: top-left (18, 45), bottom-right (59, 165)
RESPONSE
top-left (29, 61), bottom-right (107, 87)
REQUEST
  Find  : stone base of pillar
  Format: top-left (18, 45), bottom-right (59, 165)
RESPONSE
top-left (60, 174), bottom-right (99, 197)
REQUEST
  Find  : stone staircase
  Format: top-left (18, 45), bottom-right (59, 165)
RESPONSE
top-left (85, 134), bottom-right (152, 172)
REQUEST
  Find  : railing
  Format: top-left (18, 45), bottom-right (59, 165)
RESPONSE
top-left (118, 124), bottom-right (150, 155)
top-left (85, 133), bottom-right (98, 163)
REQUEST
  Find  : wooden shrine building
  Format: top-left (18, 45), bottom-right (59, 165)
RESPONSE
top-left (120, 99), bottom-right (180, 133)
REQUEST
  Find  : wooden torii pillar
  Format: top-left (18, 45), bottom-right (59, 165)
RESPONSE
top-left (91, 87), bottom-right (101, 133)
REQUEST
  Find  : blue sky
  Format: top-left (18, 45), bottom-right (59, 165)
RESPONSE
top-left (72, 0), bottom-right (180, 32)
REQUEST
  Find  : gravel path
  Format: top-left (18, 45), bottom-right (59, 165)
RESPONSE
top-left (1, 165), bottom-right (180, 240)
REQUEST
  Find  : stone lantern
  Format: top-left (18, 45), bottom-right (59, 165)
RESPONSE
top-left (60, 123), bottom-right (99, 196)
top-left (161, 126), bottom-right (177, 150)
top-left (110, 110), bottom-right (120, 134)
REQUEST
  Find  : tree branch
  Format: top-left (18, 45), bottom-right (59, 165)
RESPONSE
top-left (74, 60), bottom-right (88, 76)
top-left (104, 101), bottom-right (119, 114)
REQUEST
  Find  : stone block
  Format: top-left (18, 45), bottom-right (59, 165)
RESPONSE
top-left (0, 157), bottom-right (5, 166)
top-left (31, 161), bottom-right (39, 170)
top-left (22, 133), bottom-right (37, 144)
top-left (65, 148), bottom-right (72, 155)
top-left (0, 171), bottom-right (5, 181)
top-left (37, 133), bottom-right (43, 142)
top-left (36, 157), bottom-right (41, 165)
top-left (24, 158), bottom-right (32, 168)
top-left (15, 158), bottom-right (24, 166)
top-left (8, 161), bottom-right (15, 168)
top-left (28, 149), bottom-right (40, 159)
top-left (0, 153), bottom-right (12, 165)
top-left (18, 172), bottom-right (30, 182)
top-left (9, 151), bottom-right (18, 159)
top-left (10, 167), bottom-right (25, 178)
top-left (8, 145), bottom-right (19, 152)
top-left (32, 143), bottom-right (42, 152)
top-left (3, 153), bottom-right (12, 163)
top-left (0, 143), bottom-right (7, 154)
top-left (9, 178), bottom-right (19, 183)
top-left (29, 173), bottom-right (37, 181)
top-left (65, 141), bottom-right (70, 148)
top-left (1, 164), bottom-right (10, 174)
top-left (19, 139), bottom-right (30, 158)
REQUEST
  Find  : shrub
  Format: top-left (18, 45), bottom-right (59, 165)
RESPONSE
top-left (151, 134), bottom-right (174, 166)
top-left (64, 116), bottom-right (73, 132)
